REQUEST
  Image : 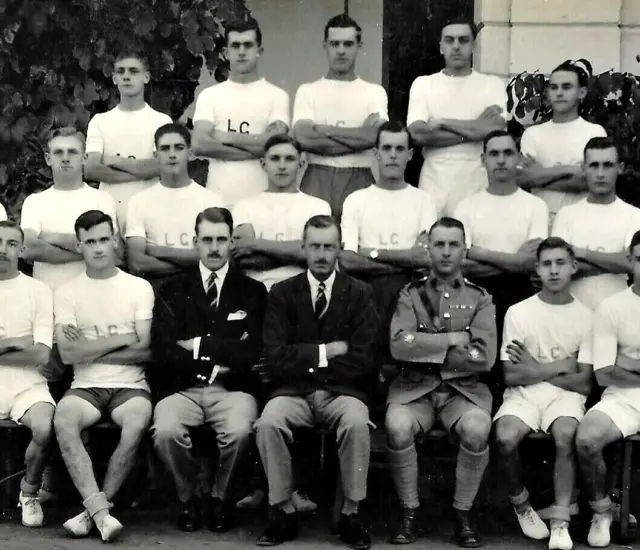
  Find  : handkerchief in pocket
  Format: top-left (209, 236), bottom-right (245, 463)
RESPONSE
top-left (227, 310), bottom-right (247, 321)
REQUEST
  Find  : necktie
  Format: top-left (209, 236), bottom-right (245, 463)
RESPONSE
top-left (315, 282), bottom-right (328, 320)
top-left (206, 272), bottom-right (218, 310)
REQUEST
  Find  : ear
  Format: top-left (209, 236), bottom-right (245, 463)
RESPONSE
top-left (357, 40), bottom-right (363, 50)
top-left (258, 46), bottom-right (264, 56)
top-left (618, 161), bottom-right (625, 175)
top-left (44, 151), bottom-right (52, 167)
top-left (143, 71), bottom-right (150, 85)
top-left (75, 238), bottom-right (82, 254)
top-left (408, 148), bottom-right (414, 161)
top-left (223, 46), bottom-right (228, 58)
top-left (192, 235), bottom-right (197, 248)
top-left (259, 157), bottom-right (266, 171)
top-left (299, 156), bottom-right (306, 171)
top-left (570, 259), bottom-right (578, 276)
top-left (480, 152), bottom-right (487, 166)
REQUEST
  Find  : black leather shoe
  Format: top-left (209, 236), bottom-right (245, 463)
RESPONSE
top-left (208, 497), bottom-right (234, 532)
top-left (178, 499), bottom-right (200, 532)
top-left (257, 510), bottom-right (299, 546)
top-left (453, 509), bottom-right (482, 548)
top-left (337, 513), bottom-right (371, 550)
top-left (390, 507), bottom-right (419, 544)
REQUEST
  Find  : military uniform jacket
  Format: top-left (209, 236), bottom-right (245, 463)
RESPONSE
top-left (387, 272), bottom-right (497, 410)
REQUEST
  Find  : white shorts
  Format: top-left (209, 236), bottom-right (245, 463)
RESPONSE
top-left (0, 367), bottom-right (55, 424)
top-left (494, 382), bottom-right (586, 433)
top-left (588, 386), bottom-right (640, 438)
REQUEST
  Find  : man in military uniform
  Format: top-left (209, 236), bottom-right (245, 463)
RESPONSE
top-left (385, 217), bottom-right (497, 548)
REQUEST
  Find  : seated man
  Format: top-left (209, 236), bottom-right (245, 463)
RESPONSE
top-left (53, 210), bottom-right (154, 542)
top-left (494, 237), bottom-right (593, 550)
top-left (255, 215), bottom-right (378, 549)
top-left (386, 217), bottom-right (497, 547)
top-left (0, 221), bottom-right (54, 527)
top-left (151, 207), bottom-right (267, 533)
top-left (576, 230), bottom-right (640, 548)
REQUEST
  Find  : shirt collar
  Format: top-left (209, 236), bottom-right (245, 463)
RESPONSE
top-left (307, 269), bottom-right (336, 292)
top-left (199, 260), bottom-right (229, 289)
top-left (428, 272), bottom-right (464, 291)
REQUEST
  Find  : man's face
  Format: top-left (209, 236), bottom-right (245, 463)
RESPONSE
top-left (303, 225), bottom-right (341, 280)
top-left (536, 247), bottom-right (576, 293)
top-left (194, 220), bottom-right (232, 272)
top-left (548, 70), bottom-right (585, 115)
top-left (77, 222), bottom-right (117, 271)
top-left (583, 147), bottom-right (621, 197)
top-left (0, 226), bottom-right (22, 275)
top-left (45, 135), bottom-right (85, 182)
top-left (428, 225), bottom-right (466, 277)
top-left (324, 27), bottom-right (361, 74)
top-left (226, 30), bottom-right (261, 74)
top-left (440, 24), bottom-right (474, 70)
top-left (155, 132), bottom-right (190, 177)
top-left (113, 57), bottom-right (149, 97)
top-left (375, 130), bottom-right (413, 181)
top-left (482, 135), bottom-right (520, 184)
top-left (629, 243), bottom-right (640, 285)
top-left (261, 143), bottom-right (303, 189)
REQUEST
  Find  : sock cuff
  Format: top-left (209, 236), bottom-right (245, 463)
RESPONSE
top-left (458, 444), bottom-right (490, 470)
top-left (83, 491), bottom-right (110, 517)
top-left (509, 487), bottom-right (530, 507)
top-left (589, 496), bottom-right (612, 514)
top-left (386, 443), bottom-right (417, 465)
top-left (548, 504), bottom-right (571, 522)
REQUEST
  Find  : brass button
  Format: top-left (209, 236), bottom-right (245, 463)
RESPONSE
top-left (309, 368), bottom-right (315, 373)
top-left (444, 292), bottom-right (450, 299)
top-left (443, 313), bottom-right (451, 319)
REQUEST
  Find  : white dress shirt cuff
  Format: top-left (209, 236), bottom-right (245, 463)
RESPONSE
top-left (193, 337), bottom-right (202, 360)
top-left (318, 344), bottom-right (328, 368)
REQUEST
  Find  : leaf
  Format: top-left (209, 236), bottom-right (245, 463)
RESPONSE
top-left (514, 78), bottom-right (525, 100)
top-left (169, 1), bottom-right (180, 18)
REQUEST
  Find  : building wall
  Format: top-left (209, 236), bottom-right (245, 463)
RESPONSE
top-left (475, 0), bottom-right (640, 79)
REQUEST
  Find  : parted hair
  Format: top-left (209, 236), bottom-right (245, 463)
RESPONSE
top-left (45, 126), bottom-right (85, 150)
top-left (482, 129), bottom-right (519, 153)
top-left (303, 215), bottom-right (342, 243)
top-left (428, 217), bottom-right (466, 242)
top-left (375, 121), bottom-right (412, 148)
top-left (225, 18), bottom-right (262, 47)
top-left (74, 210), bottom-right (114, 238)
top-left (441, 18), bottom-right (479, 39)
top-left (552, 61), bottom-right (588, 88)
top-left (0, 220), bottom-right (24, 242)
top-left (324, 14), bottom-right (362, 42)
top-left (264, 134), bottom-right (302, 155)
top-left (154, 123), bottom-right (190, 148)
top-left (115, 50), bottom-right (149, 71)
top-left (194, 207), bottom-right (233, 237)
top-left (536, 237), bottom-right (575, 260)
top-left (583, 136), bottom-right (617, 160)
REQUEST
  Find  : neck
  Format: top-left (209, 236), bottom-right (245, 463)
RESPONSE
top-left (160, 173), bottom-right (191, 188)
top-left (487, 180), bottom-right (518, 196)
top-left (267, 183), bottom-right (298, 194)
top-left (443, 66), bottom-right (472, 77)
top-left (552, 109), bottom-right (579, 124)
top-left (433, 270), bottom-right (461, 288)
top-left (0, 269), bottom-right (19, 282)
top-left (311, 269), bottom-right (334, 282)
top-left (377, 178), bottom-right (407, 191)
top-left (86, 265), bottom-right (118, 280)
top-left (118, 95), bottom-right (146, 111)
top-left (54, 178), bottom-right (84, 191)
top-left (587, 192), bottom-right (616, 205)
top-left (325, 69), bottom-right (356, 81)
top-left (538, 288), bottom-right (574, 305)
top-left (633, 284), bottom-right (640, 297)
top-left (229, 71), bottom-right (259, 84)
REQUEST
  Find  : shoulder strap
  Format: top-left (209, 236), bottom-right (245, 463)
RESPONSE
top-left (407, 285), bottom-right (437, 332)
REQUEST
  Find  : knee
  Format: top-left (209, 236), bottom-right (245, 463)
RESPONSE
top-left (121, 416), bottom-right (151, 443)
top-left (385, 409), bottom-right (415, 449)
top-left (552, 423), bottom-right (577, 454)
top-left (30, 417), bottom-right (54, 447)
top-left (458, 412), bottom-right (492, 450)
top-left (222, 420), bottom-right (254, 445)
top-left (151, 420), bottom-right (180, 447)
top-left (494, 422), bottom-right (522, 456)
top-left (53, 410), bottom-right (77, 437)
top-left (576, 424), bottom-right (604, 459)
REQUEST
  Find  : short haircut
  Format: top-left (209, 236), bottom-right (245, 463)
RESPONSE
top-left (441, 18), bottom-right (479, 39)
top-left (536, 237), bottom-right (575, 260)
top-left (303, 214), bottom-right (342, 243)
top-left (263, 134), bottom-right (302, 155)
top-left (0, 220), bottom-right (24, 242)
top-left (225, 18), bottom-right (262, 47)
top-left (629, 230), bottom-right (640, 253)
top-left (154, 123), bottom-right (190, 148)
top-left (483, 129), bottom-right (519, 153)
top-left (375, 121), bottom-right (412, 148)
top-left (114, 50), bottom-right (149, 71)
top-left (551, 61), bottom-right (588, 88)
top-left (428, 217), bottom-right (466, 243)
top-left (194, 207), bottom-right (233, 237)
top-left (584, 136), bottom-right (617, 160)
top-left (74, 210), bottom-right (114, 238)
top-left (324, 14), bottom-right (362, 42)
top-left (45, 126), bottom-right (85, 151)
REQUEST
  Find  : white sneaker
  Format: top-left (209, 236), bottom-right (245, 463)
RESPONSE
top-left (587, 511), bottom-right (612, 548)
top-left (18, 492), bottom-right (44, 527)
top-left (292, 490), bottom-right (317, 514)
top-left (549, 521), bottom-right (573, 550)
top-left (514, 504), bottom-right (550, 540)
top-left (236, 488), bottom-right (265, 510)
top-left (63, 509), bottom-right (93, 537)
top-left (97, 514), bottom-right (123, 543)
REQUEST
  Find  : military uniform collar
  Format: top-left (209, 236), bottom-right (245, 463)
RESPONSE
top-left (428, 272), bottom-right (464, 291)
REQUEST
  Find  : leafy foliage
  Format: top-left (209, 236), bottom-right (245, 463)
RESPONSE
top-left (507, 58), bottom-right (640, 206)
top-left (0, 0), bottom-right (249, 218)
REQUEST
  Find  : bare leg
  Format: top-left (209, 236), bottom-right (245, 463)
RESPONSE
top-left (20, 403), bottom-right (55, 489)
top-left (549, 417), bottom-right (579, 512)
top-left (494, 416), bottom-right (532, 499)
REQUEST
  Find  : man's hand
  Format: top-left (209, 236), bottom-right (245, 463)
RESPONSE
top-left (415, 230), bottom-right (429, 249)
top-left (505, 340), bottom-right (538, 368)
top-left (448, 332), bottom-right (471, 348)
top-left (0, 335), bottom-right (34, 351)
top-left (477, 105), bottom-right (504, 122)
top-left (326, 341), bottom-right (349, 359)
top-left (520, 153), bottom-right (542, 170)
top-left (177, 339), bottom-right (195, 352)
top-left (362, 113), bottom-right (382, 128)
top-left (62, 324), bottom-right (86, 342)
top-left (516, 239), bottom-right (542, 271)
top-left (232, 234), bottom-right (257, 260)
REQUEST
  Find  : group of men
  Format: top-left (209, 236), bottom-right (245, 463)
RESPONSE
top-left (1, 11), bottom-right (639, 550)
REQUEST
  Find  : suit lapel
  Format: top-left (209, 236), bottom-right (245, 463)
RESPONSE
top-left (320, 272), bottom-right (347, 332)
top-left (295, 275), bottom-right (318, 339)
top-left (216, 268), bottom-right (239, 322)
top-left (188, 269), bottom-right (211, 320)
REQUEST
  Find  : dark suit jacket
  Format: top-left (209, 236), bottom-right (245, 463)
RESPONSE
top-left (150, 265), bottom-right (267, 400)
top-left (263, 271), bottom-right (379, 406)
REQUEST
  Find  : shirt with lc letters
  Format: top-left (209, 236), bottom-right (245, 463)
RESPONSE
top-left (54, 270), bottom-right (154, 390)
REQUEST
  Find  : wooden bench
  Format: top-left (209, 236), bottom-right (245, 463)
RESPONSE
top-left (619, 434), bottom-right (640, 540)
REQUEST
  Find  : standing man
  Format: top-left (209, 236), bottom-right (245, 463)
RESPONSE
top-left (292, 14), bottom-right (388, 220)
top-left (126, 123), bottom-right (223, 286)
top-left (385, 217), bottom-right (497, 547)
top-left (0, 221), bottom-right (55, 528)
top-left (0, 203), bottom-right (7, 221)
top-left (576, 230), bottom-right (640, 548)
top-left (53, 210), bottom-right (154, 542)
top-left (255, 215), bottom-right (378, 549)
top-left (151, 207), bottom-right (267, 533)
top-left (519, 62), bottom-right (607, 228)
top-left (552, 137), bottom-right (640, 311)
top-left (407, 19), bottom-right (506, 217)
top-left (85, 50), bottom-right (172, 232)
top-left (192, 19), bottom-right (290, 207)
top-left (232, 134), bottom-right (331, 291)
top-left (494, 238), bottom-right (593, 550)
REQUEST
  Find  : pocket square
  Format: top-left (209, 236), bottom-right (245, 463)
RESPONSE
top-left (227, 310), bottom-right (247, 321)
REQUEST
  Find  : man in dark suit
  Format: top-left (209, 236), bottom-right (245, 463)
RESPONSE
top-left (255, 215), bottom-right (378, 549)
top-left (150, 207), bottom-right (267, 533)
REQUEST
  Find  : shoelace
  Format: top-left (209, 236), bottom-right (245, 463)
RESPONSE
top-left (521, 509), bottom-right (539, 525)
